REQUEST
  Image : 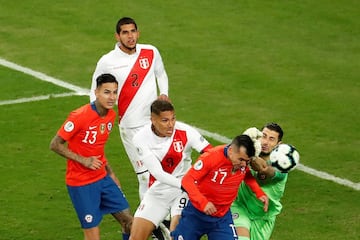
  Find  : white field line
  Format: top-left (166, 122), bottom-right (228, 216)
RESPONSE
top-left (295, 164), bottom-right (360, 191)
top-left (1, 57), bottom-right (359, 191)
top-left (195, 128), bottom-right (360, 191)
top-left (0, 58), bottom-right (89, 95)
top-left (0, 92), bottom-right (87, 106)
top-left (196, 128), bottom-right (360, 191)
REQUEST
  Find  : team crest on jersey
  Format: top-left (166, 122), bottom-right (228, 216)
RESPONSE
top-left (139, 57), bottom-right (150, 69)
top-left (100, 123), bottom-right (106, 134)
top-left (173, 141), bottom-right (184, 152)
top-left (107, 122), bottom-right (113, 131)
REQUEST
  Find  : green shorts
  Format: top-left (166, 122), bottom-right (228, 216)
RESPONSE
top-left (231, 201), bottom-right (276, 240)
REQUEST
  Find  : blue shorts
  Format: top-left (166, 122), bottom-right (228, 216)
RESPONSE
top-left (67, 175), bottom-right (129, 229)
top-left (171, 201), bottom-right (238, 240)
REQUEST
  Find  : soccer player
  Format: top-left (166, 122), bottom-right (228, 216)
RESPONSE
top-left (171, 135), bottom-right (269, 240)
top-left (50, 74), bottom-right (133, 240)
top-left (129, 100), bottom-right (212, 240)
top-left (231, 123), bottom-right (287, 240)
top-left (89, 17), bottom-right (169, 201)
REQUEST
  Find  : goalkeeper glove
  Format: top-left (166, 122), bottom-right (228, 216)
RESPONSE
top-left (243, 127), bottom-right (263, 157)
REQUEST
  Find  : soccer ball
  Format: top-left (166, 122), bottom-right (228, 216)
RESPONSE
top-left (270, 144), bottom-right (300, 173)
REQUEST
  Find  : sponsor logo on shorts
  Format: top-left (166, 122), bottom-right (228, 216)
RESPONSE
top-left (84, 214), bottom-right (93, 223)
top-left (137, 203), bottom-right (145, 211)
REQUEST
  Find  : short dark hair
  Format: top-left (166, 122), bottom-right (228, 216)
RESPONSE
top-left (96, 73), bottom-right (118, 88)
top-left (150, 100), bottom-right (174, 115)
top-left (231, 134), bottom-right (256, 157)
top-left (262, 122), bottom-right (284, 141)
top-left (116, 17), bottom-right (137, 34)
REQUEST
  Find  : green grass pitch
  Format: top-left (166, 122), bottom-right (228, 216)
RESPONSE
top-left (0, 1), bottom-right (359, 239)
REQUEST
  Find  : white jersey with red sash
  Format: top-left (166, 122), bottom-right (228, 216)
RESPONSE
top-left (148, 129), bottom-right (188, 187)
top-left (117, 48), bottom-right (153, 122)
top-left (90, 43), bottom-right (169, 128)
top-left (132, 121), bottom-right (211, 195)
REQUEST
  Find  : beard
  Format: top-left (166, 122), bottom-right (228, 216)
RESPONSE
top-left (122, 44), bottom-right (136, 51)
top-left (119, 39), bottom-right (137, 51)
top-left (259, 151), bottom-right (270, 158)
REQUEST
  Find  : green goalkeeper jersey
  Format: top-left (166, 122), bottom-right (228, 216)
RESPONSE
top-left (235, 169), bottom-right (288, 220)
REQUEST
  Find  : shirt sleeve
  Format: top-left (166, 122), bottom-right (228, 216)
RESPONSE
top-left (201, 144), bottom-right (213, 153)
top-left (181, 157), bottom-right (211, 211)
top-left (153, 47), bottom-right (169, 96)
top-left (134, 139), bottom-right (181, 189)
top-left (244, 168), bottom-right (266, 198)
top-left (143, 152), bottom-right (182, 188)
top-left (271, 171), bottom-right (288, 181)
top-left (57, 110), bottom-right (81, 141)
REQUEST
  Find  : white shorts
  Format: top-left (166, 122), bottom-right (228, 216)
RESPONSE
top-left (134, 187), bottom-right (189, 227)
top-left (119, 125), bottom-right (147, 173)
top-left (119, 125), bottom-right (149, 200)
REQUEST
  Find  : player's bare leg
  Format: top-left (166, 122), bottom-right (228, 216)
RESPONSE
top-left (83, 226), bottom-right (100, 240)
top-left (236, 226), bottom-right (250, 239)
top-left (130, 217), bottom-right (155, 240)
top-left (112, 209), bottom-right (133, 239)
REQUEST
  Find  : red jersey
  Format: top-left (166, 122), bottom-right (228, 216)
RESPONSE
top-left (57, 103), bottom-right (116, 186)
top-left (182, 145), bottom-right (265, 217)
